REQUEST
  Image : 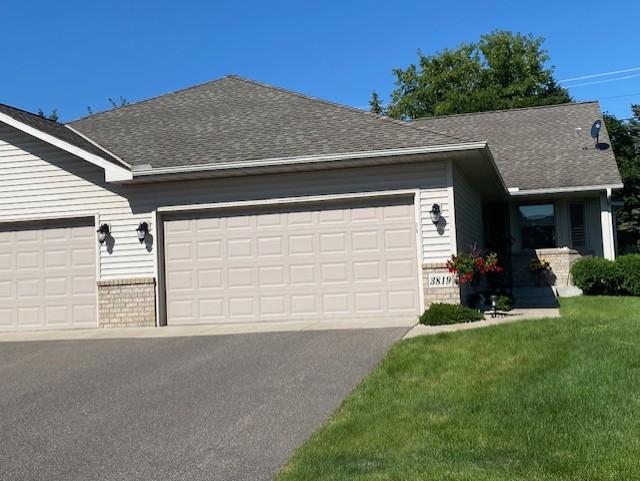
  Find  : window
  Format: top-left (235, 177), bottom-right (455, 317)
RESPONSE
top-left (570, 203), bottom-right (586, 248)
top-left (519, 203), bottom-right (556, 249)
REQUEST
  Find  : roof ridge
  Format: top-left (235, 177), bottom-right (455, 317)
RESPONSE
top-left (413, 101), bottom-right (600, 122)
top-left (67, 75), bottom-right (235, 124)
top-left (225, 75), bottom-right (475, 143)
top-left (0, 102), bottom-right (63, 126)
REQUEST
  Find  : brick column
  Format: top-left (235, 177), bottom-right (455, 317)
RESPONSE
top-left (97, 278), bottom-right (156, 328)
top-left (422, 263), bottom-right (461, 309)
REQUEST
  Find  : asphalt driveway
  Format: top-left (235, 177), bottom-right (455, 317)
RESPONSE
top-left (0, 328), bottom-right (405, 481)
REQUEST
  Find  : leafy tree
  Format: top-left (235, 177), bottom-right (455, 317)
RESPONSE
top-left (107, 96), bottom-right (130, 109)
top-left (604, 108), bottom-right (640, 253)
top-left (369, 91), bottom-right (385, 114)
top-left (37, 108), bottom-right (59, 122)
top-left (86, 96), bottom-right (130, 116)
top-left (386, 31), bottom-right (571, 119)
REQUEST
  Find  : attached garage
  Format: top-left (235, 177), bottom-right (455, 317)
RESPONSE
top-left (0, 219), bottom-right (97, 331)
top-left (163, 196), bottom-right (422, 325)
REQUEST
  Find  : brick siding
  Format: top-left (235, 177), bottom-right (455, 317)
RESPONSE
top-left (422, 263), bottom-right (461, 308)
top-left (511, 248), bottom-right (592, 287)
top-left (97, 278), bottom-right (156, 328)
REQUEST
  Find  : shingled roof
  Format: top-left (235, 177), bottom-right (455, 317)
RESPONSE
top-left (414, 102), bottom-right (622, 192)
top-left (69, 76), bottom-right (472, 170)
top-left (0, 103), bottom-right (124, 167)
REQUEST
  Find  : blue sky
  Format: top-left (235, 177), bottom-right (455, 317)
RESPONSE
top-left (2, 0), bottom-right (638, 121)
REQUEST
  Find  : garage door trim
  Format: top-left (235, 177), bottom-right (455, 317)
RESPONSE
top-left (157, 189), bottom-right (424, 326)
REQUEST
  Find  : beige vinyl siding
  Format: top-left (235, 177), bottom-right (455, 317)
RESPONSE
top-left (452, 165), bottom-right (484, 252)
top-left (0, 125), bottom-right (153, 280)
top-left (0, 125), bottom-right (455, 280)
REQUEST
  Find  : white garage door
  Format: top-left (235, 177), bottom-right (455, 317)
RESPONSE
top-left (163, 197), bottom-right (421, 325)
top-left (0, 219), bottom-right (97, 331)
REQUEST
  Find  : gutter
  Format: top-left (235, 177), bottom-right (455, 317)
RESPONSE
top-left (508, 183), bottom-right (624, 196)
top-left (130, 142), bottom-right (489, 177)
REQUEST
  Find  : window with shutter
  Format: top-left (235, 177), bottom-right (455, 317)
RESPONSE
top-left (570, 203), bottom-right (586, 248)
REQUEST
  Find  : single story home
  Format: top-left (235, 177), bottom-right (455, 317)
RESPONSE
top-left (0, 76), bottom-right (623, 331)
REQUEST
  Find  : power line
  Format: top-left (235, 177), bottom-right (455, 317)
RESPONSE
top-left (567, 73), bottom-right (640, 88)
top-left (559, 67), bottom-right (640, 83)
top-left (599, 92), bottom-right (640, 100)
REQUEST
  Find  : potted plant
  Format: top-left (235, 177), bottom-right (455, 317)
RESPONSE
top-left (446, 245), bottom-right (503, 305)
top-left (530, 256), bottom-right (553, 286)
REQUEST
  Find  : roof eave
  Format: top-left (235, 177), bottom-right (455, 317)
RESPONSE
top-left (0, 111), bottom-right (133, 182)
top-left (508, 183), bottom-right (625, 196)
top-left (127, 142), bottom-right (490, 181)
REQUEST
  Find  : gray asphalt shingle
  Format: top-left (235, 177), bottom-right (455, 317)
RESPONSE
top-left (414, 102), bottom-right (622, 191)
top-left (69, 76), bottom-right (470, 169)
top-left (3, 78), bottom-right (623, 193)
top-left (0, 103), bottom-right (124, 167)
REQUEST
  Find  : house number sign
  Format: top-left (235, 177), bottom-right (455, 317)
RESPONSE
top-left (427, 273), bottom-right (456, 288)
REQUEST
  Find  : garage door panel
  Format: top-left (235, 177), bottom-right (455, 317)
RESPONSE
top-left (164, 198), bottom-right (420, 325)
top-left (0, 220), bottom-right (96, 331)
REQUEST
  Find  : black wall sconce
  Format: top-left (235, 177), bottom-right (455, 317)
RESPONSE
top-left (429, 203), bottom-right (441, 224)
top-left (97, 224), bottom-right (110, 244)
top-left (136, 222), bottom-right (149, 243)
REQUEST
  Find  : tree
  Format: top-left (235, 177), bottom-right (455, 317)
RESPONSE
top-left (37, 108), bottom-right (59, 122)
top-left (386, 31), bottom-right (572, 119)
top-left (369, 91), bottom-right (385, 115)
top-left (107, 96), bottom-right (130, 109)
top-left (604, 108), bottom-right (640, 253)
top-left (86, 96), bottom-right (130, 116)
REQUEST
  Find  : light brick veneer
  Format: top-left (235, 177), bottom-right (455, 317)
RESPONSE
top-left (97, 278), bottom-right (156, 328)
top-left (512, 248), bottom-right (592, 287)
top-left (535, 248), bottom-right (592, 287)
top-left (422, 263), bottom-right (461, 308)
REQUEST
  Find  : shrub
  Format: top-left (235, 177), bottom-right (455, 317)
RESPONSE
top-left (496, 294), bottom-right (513, 311)
top-left (570, 257), bottom-right (622, 295)
top-left (617, 254), bottom-right (640, 296)
top-left (419, 303), bottom-right (484, 326)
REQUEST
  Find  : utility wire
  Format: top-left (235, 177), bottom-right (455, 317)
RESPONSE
top-left (567, 73), bottom-right (640, 88)
top-left (559, 67), bottom-right (640, 83)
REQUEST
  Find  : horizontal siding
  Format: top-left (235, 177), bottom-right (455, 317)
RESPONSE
top-left (420, 188), bottom-right (452, 262)
top-left (0, 125), bottom-right (155, 280)
top-left (453, 165), bottom-right (484, 252)
top-left (0, 125), bottom-right (455, 279)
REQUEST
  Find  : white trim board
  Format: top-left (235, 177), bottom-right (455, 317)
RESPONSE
top-left (156, 189), bottom-right (420, 214)
top-left (509, 183), bottom-right (624, 196)
top-left (0, 112), bottom-right (132, 182)
top-left (133, 142), bottom-right (489, 177)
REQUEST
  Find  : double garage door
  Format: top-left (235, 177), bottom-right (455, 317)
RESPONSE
top-left (0, 219), bottom-right (96, 331)
top-left (164, 197), bottom-right (421, 325)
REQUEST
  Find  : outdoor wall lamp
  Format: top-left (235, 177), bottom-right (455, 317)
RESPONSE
top-left (429, 203), bottom-right (441, 224)
top-left (97, 224), bottom-right (110, 244)
top-left (136, 222), bottom-right (149, 243)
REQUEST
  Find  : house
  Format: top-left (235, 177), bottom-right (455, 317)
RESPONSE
top-left (0, 76), bottom-right (623, 331)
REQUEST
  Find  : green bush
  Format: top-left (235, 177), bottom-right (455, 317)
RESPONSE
top-left (419, 303), bottom-right (484, 326)
top-left (496, 294), bottom-right (513, 311)
top-left (617, 254), bottom-right (640, 296)
top-left (570, 257), bottom-right (621, 295)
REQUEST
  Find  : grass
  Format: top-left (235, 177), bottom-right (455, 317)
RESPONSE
top-left (277, 297), bottom-right (640, 481)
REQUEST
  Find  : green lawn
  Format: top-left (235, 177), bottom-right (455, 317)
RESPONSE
top-left (277, 297), bottom-right (640, 481)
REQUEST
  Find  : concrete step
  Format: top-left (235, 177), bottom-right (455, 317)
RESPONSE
top-left (511, 287), bottom-right (559, 308)
top-left (556, 286), bottom-right (583, 297)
